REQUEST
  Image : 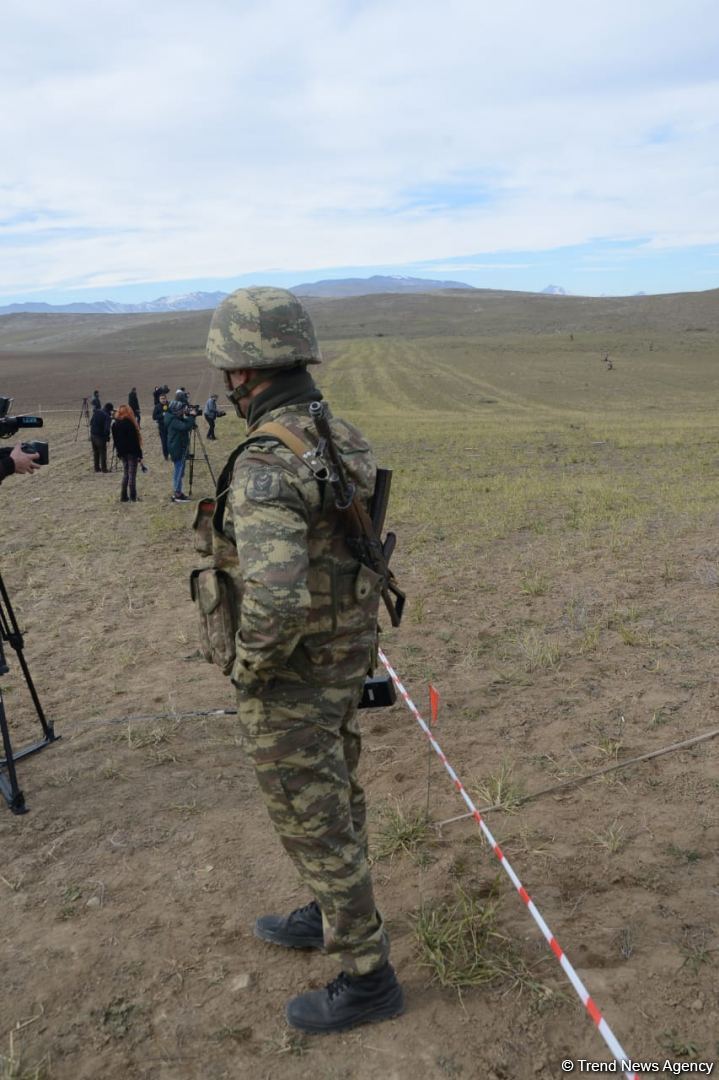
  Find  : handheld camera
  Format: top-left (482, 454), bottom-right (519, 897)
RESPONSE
top-left (0, 397), bottom-right (48, 464)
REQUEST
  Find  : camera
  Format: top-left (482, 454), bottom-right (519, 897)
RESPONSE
top-left (0, 396), bottom-right (44, 440)
top-left (0, 397), bottom-right (48, 465)
top-left (187, 405), bottom-right (202, 417)
top-left (20, 440), bottom-right (49, 465)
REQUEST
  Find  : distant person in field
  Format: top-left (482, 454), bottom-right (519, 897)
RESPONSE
top-left (90, 401), bottom-right (113, 473)
top-left (90, 389), bottom-right (101, 412)
top-left (152, 393), bottom-right (170, 460)
top-left (128, 387), bottom-right (141, 426)
top-left (164, 399), bottom-right (196, 502)
top-left (0, 444), bottom-right (41, 485)
top-left (203, 393), bottom-right (224, 439)
top-left (112, 404), bottom-right (143, 502)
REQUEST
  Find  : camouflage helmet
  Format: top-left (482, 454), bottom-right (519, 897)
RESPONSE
top-left (206, 286), bottom-right (321, 371)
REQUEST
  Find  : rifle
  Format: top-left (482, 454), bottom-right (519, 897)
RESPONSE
top-left (308, 401), bottom-right (405, 627)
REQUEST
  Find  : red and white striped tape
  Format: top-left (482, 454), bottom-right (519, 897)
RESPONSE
top-left (379, 648), bottom-right (637, 1080)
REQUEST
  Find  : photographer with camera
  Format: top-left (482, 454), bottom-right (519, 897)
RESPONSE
top-left (0, 397), bottom-right (47, 485)
top-left (164, 397), bottom-right (196, 502)
top-left (128, 387), bottom-right (141, 427)
top-left (203, 393), bottom-right (225, 440)
top-left (152, 393), bottom-right (170, 459)
top-left (90, 401), bottom-right (113, 472)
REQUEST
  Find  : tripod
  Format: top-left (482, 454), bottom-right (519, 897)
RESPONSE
top-left (74, 398), bottom-right (90, 442)
top-left (0, 574), bottom-right (58, 813)
top-left (184, 425), bottom-right (216, 496)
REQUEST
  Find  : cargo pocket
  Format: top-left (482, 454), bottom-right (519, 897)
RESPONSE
top-left (189, 568), bottom-right (238, 675)
top-left (192, 497), bottom-right (217, 555)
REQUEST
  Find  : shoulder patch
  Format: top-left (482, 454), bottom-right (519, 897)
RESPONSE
top-left (245, 467), bottom-right (283, 502)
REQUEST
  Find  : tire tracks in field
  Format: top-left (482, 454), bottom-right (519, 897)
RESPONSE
top-left (324, 337), bottom-right (565, 417)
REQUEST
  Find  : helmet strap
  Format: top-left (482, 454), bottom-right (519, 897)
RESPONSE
top-left (225, 372), bottom-right (268, 418)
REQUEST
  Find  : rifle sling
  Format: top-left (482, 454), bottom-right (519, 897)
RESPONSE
top-left (248, 421), bottom-right (314, 462)
top-left (250, 419), bottom-right (404, 625)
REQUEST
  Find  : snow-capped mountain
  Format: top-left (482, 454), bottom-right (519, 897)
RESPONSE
top-left (0, 291), bottom-right (229, 316)
top-left (541, 284), bottom-right (571, 296)
top-left (289, 275), bottom-right (474, 297)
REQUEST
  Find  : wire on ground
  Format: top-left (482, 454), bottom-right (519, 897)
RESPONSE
top-left (436, 726), bottom-right (719, 829)
top-left (379, 647), bottom-right (637, 1080)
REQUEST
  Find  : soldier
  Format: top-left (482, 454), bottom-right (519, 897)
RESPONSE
top-left (197, 286), bottom-right (404, 1033)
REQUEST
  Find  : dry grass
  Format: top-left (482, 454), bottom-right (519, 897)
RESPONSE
top-left (513, 629), bottom-right (562, 672)
top-left (412, 884), bottom-right (551, 998)
top-left (1, 1033), bottom-right (48, 1080)
top-left (589, 820), bottom-right (627, 855)
top-left (373, 800), bottom-right (431, 861)
top-left (472, 761), bottom-right (524, 812)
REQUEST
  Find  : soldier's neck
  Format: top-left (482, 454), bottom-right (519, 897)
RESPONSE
top-left (246, 367), bottom-right (323, 429)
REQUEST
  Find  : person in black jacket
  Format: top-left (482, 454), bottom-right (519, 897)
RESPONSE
top-left (152, 394), bottom-right (170, 459)
top-left (112, 404), bottom-right (143, 502)
top-left (90, 401), bottom-right (113, 472)
top-left (128, 387), bottom-right (141, 426)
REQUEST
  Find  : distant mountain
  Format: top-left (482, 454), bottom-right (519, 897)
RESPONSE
top-left (290, 275), bottom-right (475, 297)
top-left (541, 284), bottom-right (571, 296)
top-left (0, 291), bottom-right (228, 316)
top-left (0, 278), bottom-right (478, 313)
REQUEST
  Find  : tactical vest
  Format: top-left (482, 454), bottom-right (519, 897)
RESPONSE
top-left (191, 403), bottom-right (382, 687)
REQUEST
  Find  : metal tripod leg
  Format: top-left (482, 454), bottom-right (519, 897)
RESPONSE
top-left (0, 687), bottom-right (25, 814)
top-left (193, 427), bottom-right (216, 487)
top-left (74, 397), bottom-right (90, 442)
top-left (0, 573), bottom-right (58, 813)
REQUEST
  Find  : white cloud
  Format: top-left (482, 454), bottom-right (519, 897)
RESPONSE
top-left (2, 0), bottom-right (719, 295)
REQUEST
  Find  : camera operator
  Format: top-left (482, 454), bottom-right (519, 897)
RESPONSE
top-left (152, 393), bottom-right (170, 460)
top-left (0, 444), bottom-right (41, 485)
top-left (90, 401), bottom-right (113, 473)
top-left (164, 398), bottom-right (196, 502)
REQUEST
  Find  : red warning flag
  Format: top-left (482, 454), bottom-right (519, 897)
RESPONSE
top-left (429, 684), bottom-right (440, 725)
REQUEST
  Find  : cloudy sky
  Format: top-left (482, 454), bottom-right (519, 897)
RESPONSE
top-left (2, 0), bottom-right (719, 302)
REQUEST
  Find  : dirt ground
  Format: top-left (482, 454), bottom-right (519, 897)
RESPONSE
top-left (1, 310), bottom-right (719, 1079)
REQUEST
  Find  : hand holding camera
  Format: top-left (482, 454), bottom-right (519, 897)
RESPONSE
top-left (0, 396), bottom-right (49, 476)
top-left (10, 444), bottom-right (42, 474)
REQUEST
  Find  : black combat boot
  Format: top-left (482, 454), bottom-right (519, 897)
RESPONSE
top-left (285, 963), bottom-right (404, 1034)
top-left (254, 899), bottom-right (324, 950)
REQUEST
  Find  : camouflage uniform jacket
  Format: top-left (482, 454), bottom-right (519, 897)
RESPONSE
top-left (212, 402), bottom-right (382, 692)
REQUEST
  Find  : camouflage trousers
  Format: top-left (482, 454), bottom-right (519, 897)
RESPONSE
top-left (236, 674), bottom-right (389, 975)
